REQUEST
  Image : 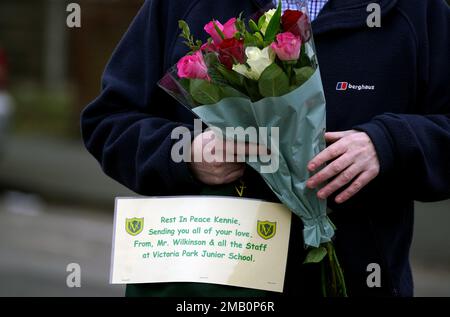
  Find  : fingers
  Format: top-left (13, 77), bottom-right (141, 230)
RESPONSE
top-left (206, 164), bottom-right (245, 185)
top-left (190, 131), bottom-right (249, 185)
top-left (308, 140), bottom-right (348, 172)
top-left (222, 165), bottom-right (246, 184)
top-left (316, 163), bottom-right (362, 200)
top-left (205, 162), bottom-right (243, 178)
top-left (191, 130), bottom-right (216, 162)
top-left (307, 153), bottom-right (354, 190)
top-left (324, 132), bottom-right (343, 144)
top-left (191, 160), bottom-right (245, 185)
top-left (307, 131), bottom-right (380, 203)
top-left (335, 171), bottom-right (377, 204)
top-left (324, 130), bottom-right (355, 143)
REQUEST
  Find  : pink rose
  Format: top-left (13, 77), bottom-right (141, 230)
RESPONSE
top-left (204, 18), bottom-right (237, 44)
top-left (177, 51), bottom-right (210, 80)
top-left (270, 32), bottom-right (302, 61)
top-left (222, 18), bottom-right (238, 38)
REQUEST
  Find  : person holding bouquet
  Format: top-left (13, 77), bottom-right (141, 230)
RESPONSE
top-left (81, 0), bottom-right (450, 297)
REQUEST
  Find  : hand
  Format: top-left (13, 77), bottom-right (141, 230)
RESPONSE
top-left (307, 130), bottom-right (380, 204)
top-left (189, 130), bottom-right (265, 185)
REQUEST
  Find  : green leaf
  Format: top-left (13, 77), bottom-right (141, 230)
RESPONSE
top-left (178, 20), bottom-right (202, 51)
top-left (244, 33), bottom-right (259, 47)
top-left (255, 32), bottom-right (265, 46)
top-left (258, 63), bottom-right (290, 97)
top-left (208, 69), bottom-right (228, 86)
top-left (216, 64), bottom-right (245, 88)
top-left (244, 78), bottom-right (263, 102)
top-left (203, 52), bottom-right (219, 66)
top-left (304, 247), bottom-right (328, 264)
top-left (258, 14), bottom-right (266, 29)
top-left (293, 66), bottom-right (315, 87)
top-left (249, 19), bottom-right (260, 33)
top-left (189, 79), bottom-right (222, 105)
top-left (213, 21), bottom-right (226, 40)
top-left (178, 20), bottom-right (190, 37)
top-left (299, 44), bottom-right (312, 68)
top-left (179, 78), bottom-right (190, 92)
top-left (219, 86), bottom-right (246, 99)
top-left (236, 13), bottom-right (247, 34)
top-left (264, 0), bottom-right (282, 44)
top-left (204, 54), bottom-right (228, 85)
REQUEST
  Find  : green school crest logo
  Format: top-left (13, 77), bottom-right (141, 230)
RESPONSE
top-left (125, 218), bottom-right (144, 236)
top-left (257, 220), bottom-right (276, 240)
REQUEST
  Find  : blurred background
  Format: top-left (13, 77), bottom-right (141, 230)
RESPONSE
top-left (0, 0), bottom-right (448, 297)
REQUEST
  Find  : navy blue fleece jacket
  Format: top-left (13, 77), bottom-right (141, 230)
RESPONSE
top-left (81, 0), bottom-right (450, 296)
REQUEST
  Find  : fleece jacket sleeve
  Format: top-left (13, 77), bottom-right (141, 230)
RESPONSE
top-left (81, 0), bottom-right (202, 196)
top-left (354, 0), bottom-right (450, 202)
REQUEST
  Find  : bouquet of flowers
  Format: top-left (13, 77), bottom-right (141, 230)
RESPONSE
top-left (159, 0), bottom-right (347, 296)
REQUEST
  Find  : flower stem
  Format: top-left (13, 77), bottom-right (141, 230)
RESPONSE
top-left (326, 242), bottom-right (338, 295)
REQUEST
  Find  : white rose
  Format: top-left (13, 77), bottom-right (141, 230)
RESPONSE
top-left (260, 9), bottom-right (276, 35)
top-left (232, 46), bottom-right (275, 80)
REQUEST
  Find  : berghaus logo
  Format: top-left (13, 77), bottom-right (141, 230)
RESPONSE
top-left (336, 82), bottom-right (348, 91)
top-left (336, 82), bottom-right (375, 91)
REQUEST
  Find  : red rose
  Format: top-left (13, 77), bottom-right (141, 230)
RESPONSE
top-left (282, 10), bottom-right (311, 43)
top-left (201, 42), bottom-right (218, 53)
top-left (217, 38), bottom-right (245, 69)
